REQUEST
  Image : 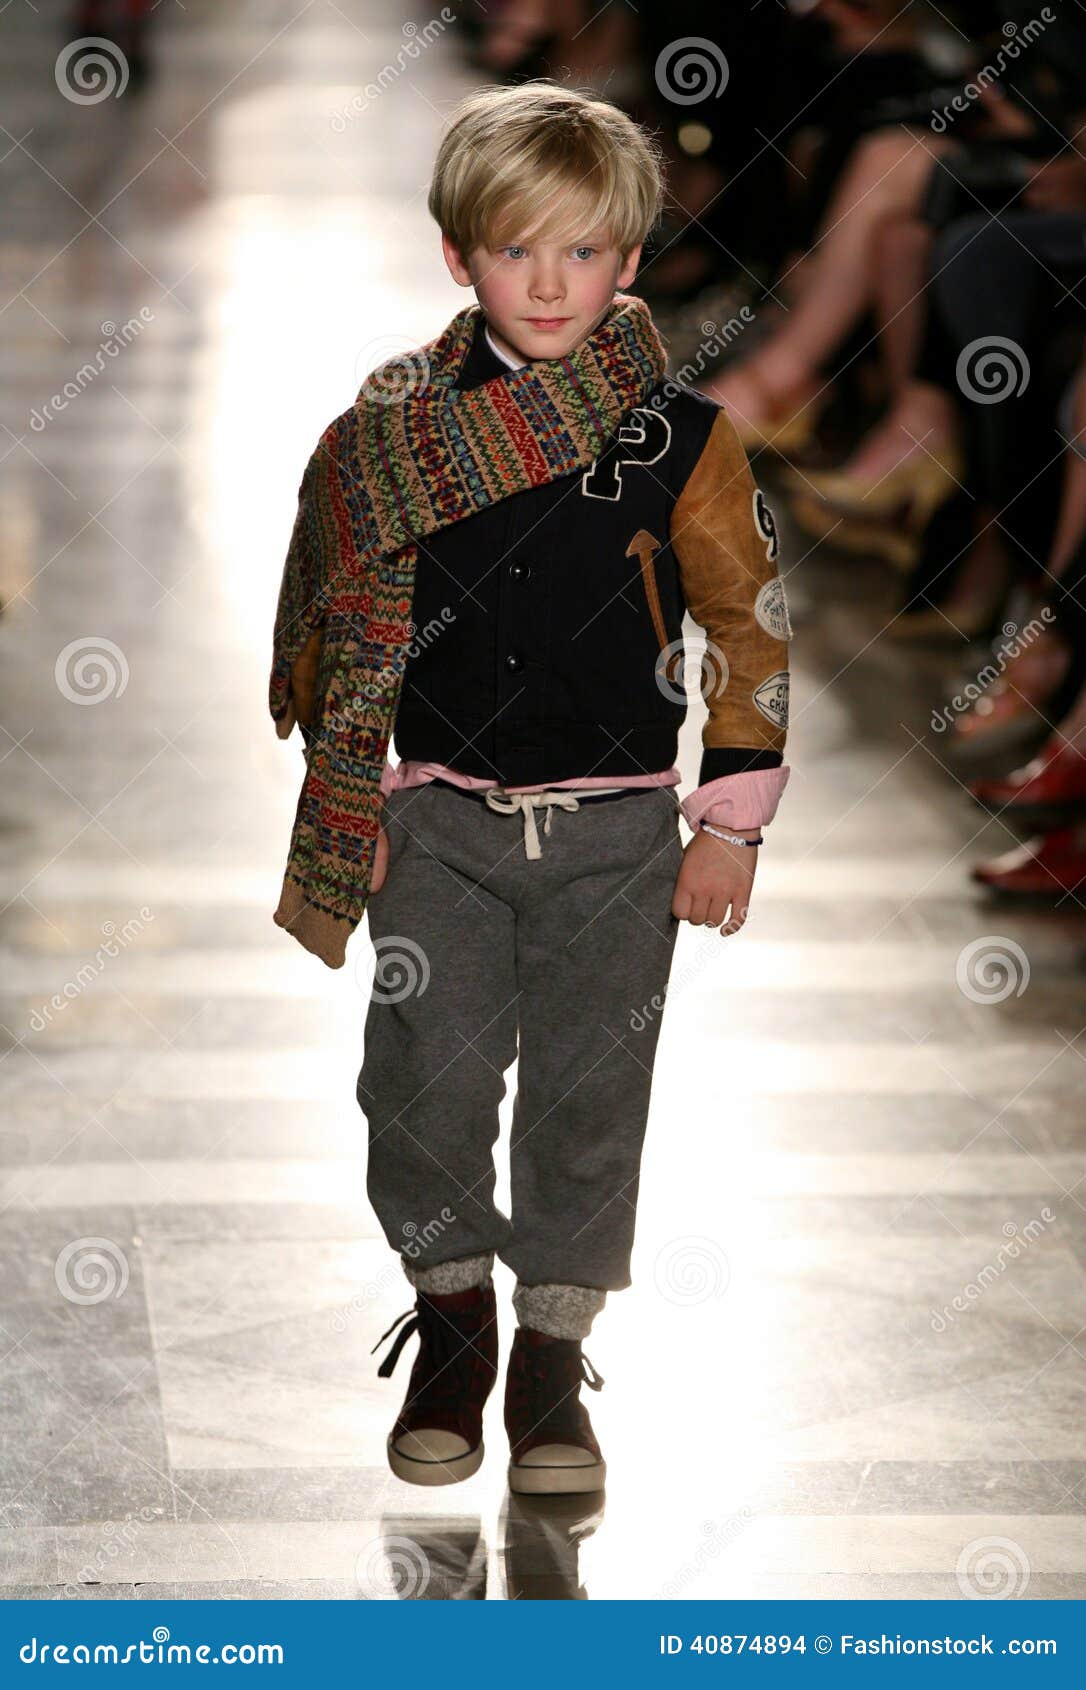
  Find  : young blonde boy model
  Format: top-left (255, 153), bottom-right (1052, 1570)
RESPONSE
top-left (269, 81), bottom-right (791, 1495)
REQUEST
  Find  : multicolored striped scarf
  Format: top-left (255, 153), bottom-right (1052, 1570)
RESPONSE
top-left (269, 292), bottom-right (669, 968)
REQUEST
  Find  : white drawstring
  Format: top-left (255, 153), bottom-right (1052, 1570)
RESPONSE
top-left (482, 787), bottom-right (627, 859)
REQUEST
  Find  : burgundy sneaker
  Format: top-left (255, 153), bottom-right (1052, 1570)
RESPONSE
top-left (504, 1325), bottom-right (607, 1495)
top-left (371, 1282), bottom-right (498, 1486)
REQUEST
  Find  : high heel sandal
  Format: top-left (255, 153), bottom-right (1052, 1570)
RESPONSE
top-left (888, 492), bottom-right (1020, 644)
top-left (794, 441), bottom-right (964, 527)
top-left (789, 490), bottom-right (918, 572)
top-left (702, 359), bottom-right (830, 457)
top-left (885, 601), bottom-right (1004, 642)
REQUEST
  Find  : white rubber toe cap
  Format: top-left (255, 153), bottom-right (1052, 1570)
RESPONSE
top-left (517, 1442), bottom-right (598, 1467)
top-left (393, 1428), bottom-right (471, 1462)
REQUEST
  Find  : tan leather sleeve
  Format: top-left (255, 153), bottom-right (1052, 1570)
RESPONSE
top-left (290, 626), bottom-right (323, 730)
top-left (669, 406), bottom-right (791, 757)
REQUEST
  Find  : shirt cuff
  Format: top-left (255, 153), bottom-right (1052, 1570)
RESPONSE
top-left (679, 766), bottom-right (791, 832)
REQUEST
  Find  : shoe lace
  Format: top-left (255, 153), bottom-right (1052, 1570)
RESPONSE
top-left (522, 1341), bottom-right (605, 1437)
top-left (370, 1299), bottom-right (484, 1409)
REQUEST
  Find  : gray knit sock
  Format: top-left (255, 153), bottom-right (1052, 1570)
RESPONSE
top-left (402, 1250), bottom-right (494, 1295)
top-left (513, 1281), bottom-right (607, 1341)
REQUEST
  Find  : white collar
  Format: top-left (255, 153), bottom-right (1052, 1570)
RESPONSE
top-left (483, 322), bottom-right (525, 370)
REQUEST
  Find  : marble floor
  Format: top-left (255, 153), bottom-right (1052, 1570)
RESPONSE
top-left (2, 2), bottom-right (1085, 1603)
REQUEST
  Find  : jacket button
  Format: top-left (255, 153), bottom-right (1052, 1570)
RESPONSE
top-left (509, 561), bottom-right (530, 579)
top-left (505, 652), bottom-right (523, 672)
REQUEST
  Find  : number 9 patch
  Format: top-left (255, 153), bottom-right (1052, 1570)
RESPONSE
top-left (752, 488), bottom-right (780, 562)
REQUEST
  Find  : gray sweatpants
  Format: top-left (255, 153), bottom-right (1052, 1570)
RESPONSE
top-left (357, 780), bottom-right (682, 1296)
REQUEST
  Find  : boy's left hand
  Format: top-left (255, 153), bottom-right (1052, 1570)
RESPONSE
top-left (672, 828), bottom-right (758, 935)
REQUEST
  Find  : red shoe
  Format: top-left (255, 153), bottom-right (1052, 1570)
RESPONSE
top-left (505, 1326), bottom-right (607, 1495)
top-left (371, 1282), bottom-right (498, 1486)
top-left (969, 737), bottom-right (1086, 826)
top-left (971, 826), bottom-right (1086, 894)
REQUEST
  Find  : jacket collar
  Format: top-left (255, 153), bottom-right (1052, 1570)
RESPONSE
top-left (456, 313), bottom-right (523, 388)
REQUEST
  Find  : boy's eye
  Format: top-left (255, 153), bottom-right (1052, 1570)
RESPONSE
top-left (500, 245), bottom-right (598, 260)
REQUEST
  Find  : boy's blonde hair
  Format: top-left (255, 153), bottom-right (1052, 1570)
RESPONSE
top-left (428, 80), bottom-right (666, 263)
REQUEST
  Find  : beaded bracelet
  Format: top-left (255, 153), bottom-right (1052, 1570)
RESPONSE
top-left (700, 821), bottom-right (763, 848)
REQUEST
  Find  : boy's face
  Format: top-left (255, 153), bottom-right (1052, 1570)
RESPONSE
top-left (442, 224), bottom-right (642, 366)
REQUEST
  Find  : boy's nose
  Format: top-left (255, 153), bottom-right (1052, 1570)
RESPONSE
top-left (529, 274), bottom-right (563, 303)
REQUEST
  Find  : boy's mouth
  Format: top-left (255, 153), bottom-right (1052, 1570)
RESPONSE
top-left (523, 317), bottom-right (571, 329)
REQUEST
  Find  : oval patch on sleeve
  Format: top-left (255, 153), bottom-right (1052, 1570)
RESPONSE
top-left (753, 670), bottom-right (789, 728)
top-left (754, 576), bottom-right (792, 641)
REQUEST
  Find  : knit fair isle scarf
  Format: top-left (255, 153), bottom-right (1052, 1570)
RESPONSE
top-left (269, 292), bottom-right (669, 968)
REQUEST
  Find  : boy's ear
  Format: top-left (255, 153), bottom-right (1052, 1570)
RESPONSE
top-left (441, 231), bottom-right (474, 286)
top-left (618, 242), bottom-right (643, 287)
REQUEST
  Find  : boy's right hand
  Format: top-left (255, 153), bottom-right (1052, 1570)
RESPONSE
top-left (370, 823), bottom-right (390, 895)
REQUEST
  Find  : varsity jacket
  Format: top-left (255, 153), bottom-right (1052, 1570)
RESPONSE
top-left (382, 312), bottom-right (792, 809)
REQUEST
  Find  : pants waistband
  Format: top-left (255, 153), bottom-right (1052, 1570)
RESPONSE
top-left (430, 778), bottom-right (652, 861)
